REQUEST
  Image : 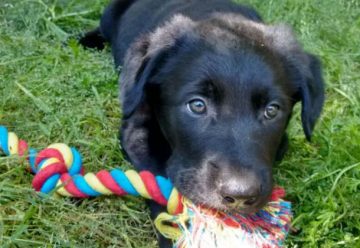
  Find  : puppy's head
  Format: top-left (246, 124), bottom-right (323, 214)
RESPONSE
top-left (120, 15), bottom-right (324, 213)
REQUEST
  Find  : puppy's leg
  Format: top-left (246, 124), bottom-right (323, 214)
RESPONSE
top-left (79, 27), bottom-right (107, 50)
top-left (148, 201), bottom-right (173, 248)
top-left (79, 0), bottom-right (136, 50)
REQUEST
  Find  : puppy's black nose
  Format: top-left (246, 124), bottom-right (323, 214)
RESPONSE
top-left (221, 186), bottom-right (260, 208)
top-left (218, 174), bottom-right (262, 209)
top-left (208, 159), bottom-right (271, 212)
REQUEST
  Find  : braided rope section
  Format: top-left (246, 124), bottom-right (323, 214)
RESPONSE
top-left (0, 125), bottom-right (292, 248)
top-left (0, 126), bottom-right (183, 215)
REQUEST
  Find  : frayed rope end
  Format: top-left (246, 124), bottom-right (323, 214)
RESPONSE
top-left (156, 187), bottom-right (292, 248)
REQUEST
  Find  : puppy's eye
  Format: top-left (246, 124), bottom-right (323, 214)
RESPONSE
top-left (264, 103), bottom-right (280, 119)
top-left (187, 99), bottom-right (206, 114)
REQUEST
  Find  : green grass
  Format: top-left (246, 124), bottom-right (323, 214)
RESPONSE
top-left (0, 0), bottom-right (359, 247)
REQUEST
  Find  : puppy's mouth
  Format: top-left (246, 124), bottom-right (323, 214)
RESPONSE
top-left (167, 168), bottom-right (269, 214)
top-left (181, 189), bottom-right (268, 215)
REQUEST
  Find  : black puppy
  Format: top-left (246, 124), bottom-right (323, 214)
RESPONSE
top-left (80, 0), bottom-right (324, 246)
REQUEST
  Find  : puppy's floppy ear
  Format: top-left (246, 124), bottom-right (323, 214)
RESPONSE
top-left (121, 39), bottom-right (173, 118)
top-left (264, 24), bottom-right (325, 141)
top-left (119, 37), bottom-right (175, 173)
top-left (120, 15), bottom-right (196, 117)
top-left (119, 15), bottom-right (196, 173)
top-left (285, 53), bottom-right (325, 141)
top-left (298, 53), bottom-right (325, 140)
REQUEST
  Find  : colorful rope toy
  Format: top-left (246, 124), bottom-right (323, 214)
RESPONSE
top-left (0, 125), bottom-right (292, 248)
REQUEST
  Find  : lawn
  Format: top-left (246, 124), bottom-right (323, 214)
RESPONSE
top-left (0, 0), bottom-right (359, 247)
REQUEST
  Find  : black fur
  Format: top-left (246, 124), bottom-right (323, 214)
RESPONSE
top-left (79, 1), bottom-right (325, 247)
